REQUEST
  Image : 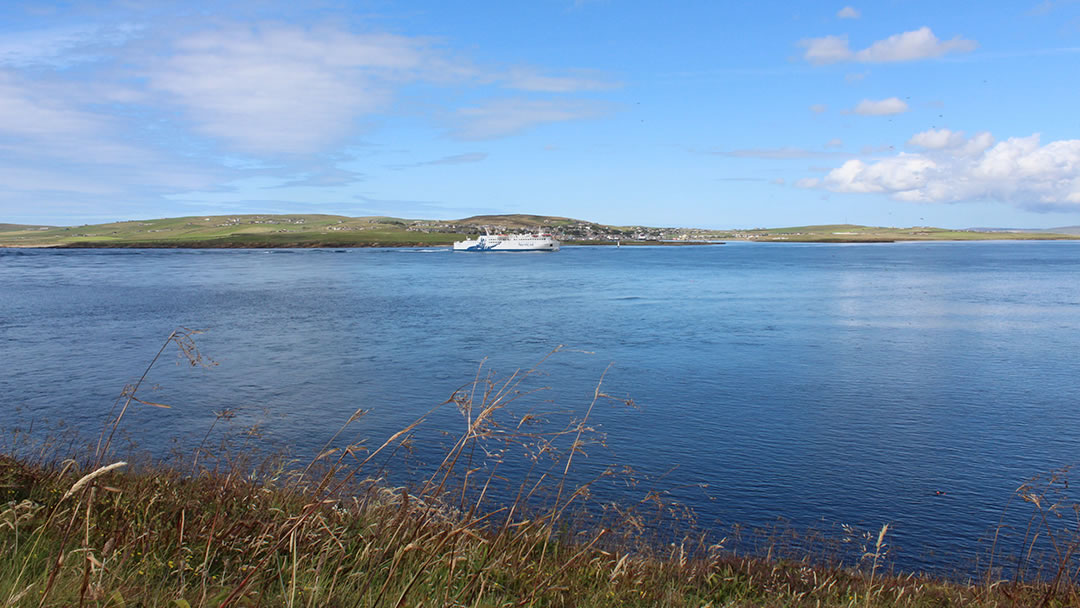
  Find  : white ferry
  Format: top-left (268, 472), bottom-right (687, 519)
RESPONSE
top-left (452, 231), bottom-right (560, 252)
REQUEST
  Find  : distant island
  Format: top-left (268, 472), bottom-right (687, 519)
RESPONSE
top-left (2, 214), bottom-right (1079, 248)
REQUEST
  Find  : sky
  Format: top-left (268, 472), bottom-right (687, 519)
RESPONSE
top-left (2, 0), bottom-right (1080, 229)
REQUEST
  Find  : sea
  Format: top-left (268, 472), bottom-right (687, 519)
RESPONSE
top-left (3, 241), bottom-right (1080, 577)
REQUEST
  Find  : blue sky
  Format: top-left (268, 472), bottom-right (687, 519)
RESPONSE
top-left (2, 0), bottom-right (1080, 229)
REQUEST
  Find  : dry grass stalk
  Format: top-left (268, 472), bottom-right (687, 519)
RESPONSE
top-left (5, 330), bottom-right (1080, 607)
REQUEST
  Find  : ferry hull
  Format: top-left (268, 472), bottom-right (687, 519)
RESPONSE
top-left (452, 235), bottom-right (560, 252)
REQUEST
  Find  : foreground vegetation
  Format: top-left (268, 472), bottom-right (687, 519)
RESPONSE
top-left (8, 455), bottom-right (1060, 608)
top-left (2, 214), bottom-right (1078, 248)
top-left (4, 331), bottom-right (1080, 606)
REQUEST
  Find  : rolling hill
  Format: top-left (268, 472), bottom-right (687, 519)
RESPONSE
top-left (1, 214), bottom-right (1078, 247)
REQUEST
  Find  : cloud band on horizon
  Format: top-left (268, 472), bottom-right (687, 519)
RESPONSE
top-left (798, 129), bottom-right (1080, 211)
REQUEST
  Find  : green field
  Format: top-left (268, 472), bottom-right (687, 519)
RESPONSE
top-left (0, 215), bottom-right (466, 248)
top-left (1, 214), bottom-right (1078, 247)
top-left (713, 223), bottom-right (1080, 242)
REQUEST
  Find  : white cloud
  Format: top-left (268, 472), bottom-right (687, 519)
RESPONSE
top-left (855, 26), bottom-right (977, 62)
top-left (820, 156), bottom-right (936, 193)
top-left (148, 26), bottom-right (435, 154)
top-left (0, 18), bottom-right (620, 222)
top-left (907, 128), bottom-right (967, 150)
top-left (800, 35), bottom-right (854, 65)
top-left (451, 99), bottom-right (608, 139)
top-left (852, 97), bottom-right (909, 115)
top-left (809, 103), bottom-right (828, 113)
top-left (825, 138), bottom-right (844, 149)
top-left (800, 130), bottom-right (1080, 209)
top-left (800, 27), bottom-right (976, 65)
top-left (0, 72), bottom-right (104, 137)
top-left (145, 25), bottom-right (618, 152)
top-left (502, 68), bottom-right (617, 92)
top-left (0, 70), bottom-right (223, 219)
top-left (837, 6), bottom-right (861, 19)
top-left (0, 71), bottom-right (188, 168)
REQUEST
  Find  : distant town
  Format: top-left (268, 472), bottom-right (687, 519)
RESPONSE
top-left (3, 213), bottom-right (1079, 248)
top-left (402, 219), bottom-right (716, 242)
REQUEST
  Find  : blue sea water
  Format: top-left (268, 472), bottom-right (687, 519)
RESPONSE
top-left (2, 241), bottom-right (1080, 576)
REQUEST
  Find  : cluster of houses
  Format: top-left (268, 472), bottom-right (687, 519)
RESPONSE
top-left (401, 219), bottom-right (723, 242)
top-left (208, 216), bottom-right (309, 227)
top-left (115, 215), bottom-right (735, 242)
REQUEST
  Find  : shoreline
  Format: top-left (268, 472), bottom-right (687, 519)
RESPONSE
top-left (7, 239), bottom-right (723, 249)
top-left (4, 214), bottom-right (1080, 249)
top-left (9, 232), bottom-right (1080, 249)
top-left (8, 236), bottom-right (1080, 249)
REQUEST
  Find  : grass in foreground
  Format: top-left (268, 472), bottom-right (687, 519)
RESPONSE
top-left (3, 330), bottom-right (1079, 606)
top-left (8, 454), bottom-right (1055, 608)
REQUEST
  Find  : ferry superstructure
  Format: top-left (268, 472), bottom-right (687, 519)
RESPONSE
top-left (452, 232), bottom-right (560, 252)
